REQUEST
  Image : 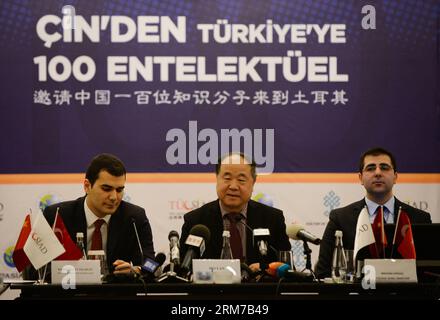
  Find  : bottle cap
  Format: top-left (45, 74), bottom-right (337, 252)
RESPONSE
top-left (222, 230), bottom-right (230, 237)
top-left (335, 230), bottom-right (343, 237)
top-left (76, 232), bottom-right (84, 238)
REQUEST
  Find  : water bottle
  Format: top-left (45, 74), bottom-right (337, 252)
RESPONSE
top-left (220, 230), bottom-right (233, 259)
top-left (331, 230), bottom-right (347, 283)
top-left (76, 232), bottom-right (87, 260)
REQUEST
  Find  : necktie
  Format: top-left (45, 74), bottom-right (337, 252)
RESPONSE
top-left (91, 219), bottom-right (105, 251)
top-left (226, 214), bottom-right (243, 260)
top-left (383, 206), bottom-right (390, 224)
top-left (372, 206), bottom-right (388, 258)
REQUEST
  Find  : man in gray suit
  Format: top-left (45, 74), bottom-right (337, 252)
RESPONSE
top-left (316, 147), bottom-right (431, 278)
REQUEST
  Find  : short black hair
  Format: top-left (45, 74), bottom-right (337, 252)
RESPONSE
top-left (215, 152), bottom-right (257, 181)
top-left (85, 153), bottom-right (126, 186)
top-left (359, 147), bottom-right (397, 173)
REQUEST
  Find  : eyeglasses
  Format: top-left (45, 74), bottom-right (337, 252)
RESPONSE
top-left (362, 163), bottom-right (394, 173)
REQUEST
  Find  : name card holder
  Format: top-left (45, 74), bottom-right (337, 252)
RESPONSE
top-left (193, 259), bottom-right (241, 284)
top-left (364, 259), bottom-right (417, 283)
top-left (51, 260), bottom-right (102, 285)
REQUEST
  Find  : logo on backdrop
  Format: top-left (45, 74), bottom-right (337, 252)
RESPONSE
top-left (122, 193), bottom-right (131, 203)
top-left (3, 245), bottom-right (15, 268)
top-left (323, 190), bottom-right (340, 217)
top-left (168, 199), bottom-right (206, 220)
top-left (291, 240), bottom-right (306, 270)
top-left (403, 200), bottom-right (429, 211)
top-left (252, 193), bottom-right (274, 207)
top-left (0, 202), bottom-right (4, 221)
top-left (39, 194), bottom-right (62, 212)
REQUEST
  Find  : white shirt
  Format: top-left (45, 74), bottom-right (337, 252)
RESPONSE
top-left (84, 198), bottom-right (111, 253)
top-left (365, 196), bottom-right (395, 224)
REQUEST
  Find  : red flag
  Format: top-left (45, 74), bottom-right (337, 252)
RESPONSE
top-left (369, 206), bottom-right (388, 258)
top-left (12, 214), bottom-right (32, 272)
top-left (53, 212), bottom-right (83, 260)
top-left (395, 210), bottom-right (416, 259)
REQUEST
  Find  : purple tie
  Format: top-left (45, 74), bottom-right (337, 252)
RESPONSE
top-left (226, 214), bottom-right (243, 260)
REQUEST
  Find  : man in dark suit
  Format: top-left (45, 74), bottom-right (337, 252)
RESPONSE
top-left (43, 153), bottom-right (155, 275)
top-left (180, 153), bottom-right (291, 266)
top-left (316, 147), bottom-right (431, 278)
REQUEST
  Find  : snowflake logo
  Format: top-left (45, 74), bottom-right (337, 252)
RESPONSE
top-left (323, 191), bottom-right (340, 217)
top-left (291, 240), bottom-right (305, 270)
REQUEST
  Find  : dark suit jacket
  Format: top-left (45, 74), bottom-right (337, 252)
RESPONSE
top-left (315, 198), bottom-right (432, 278)
top-left (180, 200), bottom-right (291, 265)
top-left (43, 196), bottom-right (155, 269)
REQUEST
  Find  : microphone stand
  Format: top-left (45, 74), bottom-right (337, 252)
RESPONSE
top-left (156, 262), bottom-right (188, 283)
top-left (301, 241), bottom-right (317, 281)
top-left (303, 241), bottom-right (312, 272)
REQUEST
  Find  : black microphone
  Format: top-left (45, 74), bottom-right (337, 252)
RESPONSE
top-left (240, 262), bottom-right (262, 282)
top-left (131, 218), bottom-right (144, 265)
top-left (234, 215), bottom-right (279, 256)
top-left (286, 224), bottom-right (321, 245)
top-left (168, 230), bottom-right (180, 266)
top-left (153, 252), bottom-right (166, 277)
top-left (141, 252), bottom-right (166, 280)
top-left (180, 224), bottom-right (211, 278)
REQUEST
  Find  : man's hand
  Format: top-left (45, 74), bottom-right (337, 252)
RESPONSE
top-left (112, 259), bottom-right (140, 275)
top-left (248, 262), bottom-right (261, 273)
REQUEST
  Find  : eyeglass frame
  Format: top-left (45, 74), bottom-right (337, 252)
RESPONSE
top-left (362, 163), bottom-right (394, 173)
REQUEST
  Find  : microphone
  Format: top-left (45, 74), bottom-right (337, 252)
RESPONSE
top-left (266, 262), bottom-right (289, 277)
top-left (141, 252), bottom-right (166, 280)
top-left (180, 224), bottom-right (211, 277)
top-left (253, 228), bottom-right (270, 256)
top-left (131, 218), bottom-right (144, 265)
top-left (153, 252), bottom-right (166, 277)
top-left (240, 262), bottom-right (264, 282)
top-left (266, 262), bottom-right (314, 282)
top-left (240, 262), bottom-right (252, 282)
top-left (286, 224), bottom-right (321, 245)
top-left (168, 230), bottom-right (180, 266)
top-left (234, 215), bottom-right (279, 256)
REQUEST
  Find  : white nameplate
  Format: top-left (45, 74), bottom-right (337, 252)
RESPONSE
top-left (193, 259), bottom-right (241, 284)
top-left (253, 228), bottom-right (270, 236)
top-left (51, 260), bottom-right (102, 285)
top-left (364, 259), bottom-right (417, 283)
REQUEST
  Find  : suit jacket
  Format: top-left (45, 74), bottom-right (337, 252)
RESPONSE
top-left (180, 200), bottom-right (291, 265)
top-left (315, 198), bottom-right (432, 278)
top-left (43, 196), bottom-right (155, 268)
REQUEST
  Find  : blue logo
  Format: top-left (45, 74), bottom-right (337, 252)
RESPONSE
top-left (142, 258), bottom-right (159, 273)
top-left (39, 194), bottom-right (61, 212)
top-left (122, 193), bottom-right (131, 203)
top-left (3, 246), bottom-right (15, 268)
top-left (291, 241), bottom-right (306, 270)
top-left (252, 193), bottom-right (274, 207)
top-left (323, 191), bottom-right (340, 217)
top-left (0, 202), bottom-right (4, 221)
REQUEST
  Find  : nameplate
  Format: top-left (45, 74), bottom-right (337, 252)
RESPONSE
top-left (364, 259), bottom-right (417, 283)
top-left (51, 260), bottom-right (102, 285)
top-left (193, 259), bottom-right (241, 284)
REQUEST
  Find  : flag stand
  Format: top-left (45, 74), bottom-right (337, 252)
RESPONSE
top-left (36, 264), bottom-right (49, 285)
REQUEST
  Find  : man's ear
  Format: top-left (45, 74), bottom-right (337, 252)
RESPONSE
top-left (358, 172), bottom-right (364, 185)
top-left (84, 179), bottom-right (91, 194)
